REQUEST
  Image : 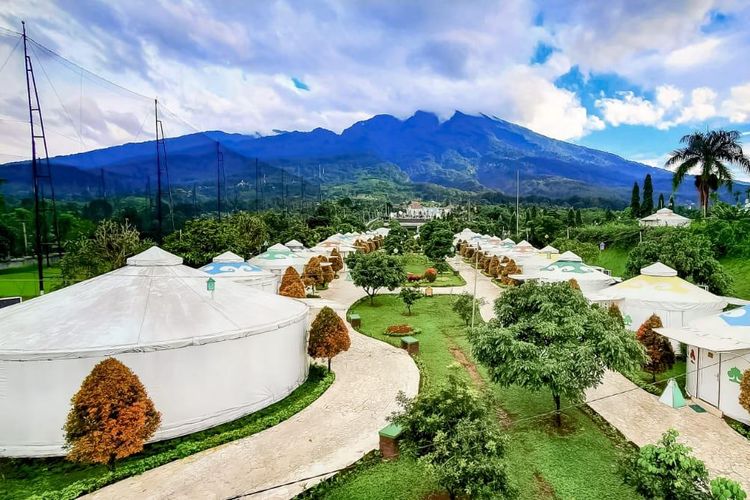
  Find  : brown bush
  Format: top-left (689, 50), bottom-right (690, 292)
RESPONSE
top-left (64, 358), bottom-right (160, 470)
top-left (568, 278), bottom-right (581, 290)
top-left (739, 369), bottom-right (750, 415)
top-left (488, 256), bottom-right (500, 277)
top-left (303, 256), bottom-right (324, 288)
top-left (280, 279), bottom-right (306, 298)
top-left (308, 306), bottom-right (351, 372)
top-left (636, 314), bottom-right (675, 382)
top-left (329, 248), bottom-right (344, 273)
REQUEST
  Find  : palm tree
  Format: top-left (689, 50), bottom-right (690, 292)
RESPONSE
top-left (666, 130), bottom-right (750, 216)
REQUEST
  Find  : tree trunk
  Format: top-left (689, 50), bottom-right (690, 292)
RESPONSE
top-left (652, 370), bottom-right (656, 383)
top-left (108, 454), bottom-right (116, 472)
top-left (327, 357), bottom-right (331, 373)
top-left (553, 393), bottom-right (561, 427)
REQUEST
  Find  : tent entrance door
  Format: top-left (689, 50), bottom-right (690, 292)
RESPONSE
top-left (697, 349), bottom-right (720, 407)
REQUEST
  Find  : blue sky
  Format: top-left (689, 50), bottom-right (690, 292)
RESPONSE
top-left (0, 0), bottom-right (749, 177)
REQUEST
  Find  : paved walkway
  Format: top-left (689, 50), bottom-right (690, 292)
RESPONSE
top-left (87, 279), bottom-right (419, 499)
top-left (447, 258), bottom-right (750, 490)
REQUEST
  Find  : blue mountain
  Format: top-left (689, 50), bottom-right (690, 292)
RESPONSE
top-left (1, 111), bottom-right (689, 204)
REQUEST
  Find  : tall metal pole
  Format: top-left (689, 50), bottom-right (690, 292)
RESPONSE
top-left (216, 141), bottom-right (222, 220)
top-left (155, 99), bottom-right (162, 243)
top-left (22, 21), bottom-right (45, 295)
top-left (255, 158), bottom-right (259, 211)
top-left (515, 168), bottom-right (520, 237)
top-left (471, 249), bottom-right (478, 328)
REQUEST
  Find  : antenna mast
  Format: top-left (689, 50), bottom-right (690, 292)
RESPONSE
top-left (154, 99), bottom-right (162, 243)
top-left (22, 21), bottom-right (61, 294)
top-left (216, 142), bottom-right (223, 220)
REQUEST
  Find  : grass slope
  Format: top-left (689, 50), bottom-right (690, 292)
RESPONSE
top-left (592, 247), bottom-right (630, 277)
top-left (720, 257), bottom-right (750, 300)
top-left (1, 366), bottom-right (334, 500)
top-left (310, 294), bottom-right (639, 499)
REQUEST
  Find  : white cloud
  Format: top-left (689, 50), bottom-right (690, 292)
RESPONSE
top-left (665, 38), bottom-right (722, 69)
top-left (722, 83), bottom-right (750, 123)
top-left (595, 91), bottom-right (664, 127)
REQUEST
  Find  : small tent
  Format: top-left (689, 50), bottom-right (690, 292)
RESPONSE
top-left (639, 208), bottom-right (691, 227)
top-left (596, 262), bottom-right (726, 331)
top-left (248, 245), bottom-right (307, 275)
top-left (658, 306), bottom-right (750, 423)
top-left (285, 239), bottom-right (306, 252)
top-left (659, 378), bottom-right (686, 409)
top-left (199, 251), bottom-right (279, 293)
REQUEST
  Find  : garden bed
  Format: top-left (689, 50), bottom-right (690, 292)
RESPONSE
top-left (383, 324), bottom-right (422, 336)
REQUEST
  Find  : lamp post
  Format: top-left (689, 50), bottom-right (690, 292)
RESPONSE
top-left (471, 248), bottom-right (478, 329)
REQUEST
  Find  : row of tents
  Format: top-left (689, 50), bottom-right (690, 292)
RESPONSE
top-left (455, 228), bottom-right (750, 424)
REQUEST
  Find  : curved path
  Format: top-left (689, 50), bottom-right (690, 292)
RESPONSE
top-left (87, 278), bottom-right (419, 499)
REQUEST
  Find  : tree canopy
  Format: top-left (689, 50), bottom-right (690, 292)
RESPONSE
top-left (64, 358), bottom-right (161, 470)
top-left (469, 281), bottom-right (645, 426)
top-left (625, 228), bottom-right (731, 294)
top-left (307, 306), bottom-right (351, 372)
top-left (346, 251), bottom-right (405, 303)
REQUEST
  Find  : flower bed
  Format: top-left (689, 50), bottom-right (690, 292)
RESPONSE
top-left (384, 324), bottom-right (422, 336)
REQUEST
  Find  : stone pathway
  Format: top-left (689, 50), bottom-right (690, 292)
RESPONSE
top-left (87, 279), bottom-right (419, 500)
top-left (447, 257), bottom-right (750, 491)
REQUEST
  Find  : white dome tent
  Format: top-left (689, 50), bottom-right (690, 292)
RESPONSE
top-left (0, 247), bottom-right (309, 457)
top-left (248, 244), bottom-right (307, 275)
top-left (538, 251), bottom-right (615, 293)
top-left (639, 208), bottom-right (691, 227)
top-left (199, 251), bottom-right (279, 294)
top-left (285, 239), bottom-right (306, 252)
top-left (596, 262), bottom-right (727, 331)
top-left (658, 306), bottom-right (750, 423)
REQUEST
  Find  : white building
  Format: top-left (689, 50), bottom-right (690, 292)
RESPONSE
top-left (199, 251), bottom-right (279, 294)
top-left (639, 208), bottom-right (691, 227)
top-left (0, 247), bottom-right (309, 457)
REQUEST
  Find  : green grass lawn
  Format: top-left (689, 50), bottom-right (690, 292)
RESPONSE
top-left (401, 253), bottom-right (466, 288)
top-left (1, 366), bottom-right (334, 500)
top-left (592, 247), bottom-right (630, 277)
top-left (0, 264), bottom-right (64, 300)
top-left (623, 360), bottom-right (687, 396)
top-left (720, 257), bottom-right (750, 300)
top-left (314, 294), bottom-right (640, 500)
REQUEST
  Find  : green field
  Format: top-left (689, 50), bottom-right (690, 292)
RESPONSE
top-left (720, 257), bottom-right (750, 300)
top-left (401, 253), bottom-right (466, 288)
top-left (0, 264), bottom-right (64, 300)
top-left (592, 247), bottom-right (630, 277)
top-left (312, 294), bottom-right (639, 499)
top-left (1, 366), bottom-right (334, 500)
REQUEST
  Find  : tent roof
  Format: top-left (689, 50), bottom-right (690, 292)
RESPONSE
top-left (640, 208), bottom-right (691, 222)
top-left (540, 258), bottom-right (614, 284)
top-left (0, 247), bottom-right (307, 361)
top-left (212, 251), bottom-right (244, 263)
top-left (540, 245), bottom-right (559, 254)
top-left (268, 243), bottom-right (291, 252)
top-left (557, 251), bottom-right (582, 262)
top-left (285, 239), bottom-right (305, 248)
top-left (597, 270), bottom-right (725, 310)
top-left (199, 261), bottom-right (275, 279)
top-left (642, 262), bottom-right (678, 277)
top-left (658, 306), bottom-right (750, 351)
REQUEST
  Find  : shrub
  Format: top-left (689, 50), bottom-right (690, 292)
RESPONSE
top-left (329, 248), bottom-right (344, 273)
top-left (424, 268), bottom-right (437, 283)
top-left (302, 256), bottom-right (324, 288)
top-left (739, 368), bottom-right (750, 416)
top-left (308, 306), bottom-right (351, 372)
top-left (608, 303), bottom-right (625, 327)
top-left (636, 314), bottom-right (675, 382)
top-left (384, 324), bottom-right (422, 336)
top-left (407, 273), bottom-right (422, 282)
top-left (399, 286), bottom-right (423, 315)
top-left (65, 358), bottom-right (161, 470)
top-left (452, 292), bottom-right (486, 326)
top-left (488, 256), bottom-right (501, 278)
top-left (280, 266), bottom-right (306, 298)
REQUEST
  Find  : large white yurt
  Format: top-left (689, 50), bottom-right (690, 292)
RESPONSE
top-left (596, 262), bottom-right (727, 331)
top-left (639, 208), bottom-right (691, 227)
top-left (658, 306), bottom-right (750, 423)
top-left (199, 251), bottom-right (279, 294)
top-left (538, 251), bottom-right (615, 293)
top-left (0, 247), bottom-right (309, 457)
top-left (248, 244), bottom-right (307, 276)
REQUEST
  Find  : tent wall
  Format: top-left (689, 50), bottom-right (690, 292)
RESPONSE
top-left (684, 346), bottom-right (750, 425)
top-left (0, 316), bottom-right (308, 458)
top-left (623, 304), bottom-right (723, 351)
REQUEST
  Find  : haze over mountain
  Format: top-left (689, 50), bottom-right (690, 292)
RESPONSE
top-left (0, 111), bottom-right (689, 206)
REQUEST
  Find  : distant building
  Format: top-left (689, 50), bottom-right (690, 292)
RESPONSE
top-left (393, 201), bottom-right (450, 220)
top-left (639, 208), bottom-right (691, 227)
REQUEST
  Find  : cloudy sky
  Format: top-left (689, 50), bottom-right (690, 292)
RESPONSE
top-left (1, 0), bottom-right (749, 173)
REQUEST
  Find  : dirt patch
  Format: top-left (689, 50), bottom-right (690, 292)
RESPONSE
top-left (533, 471), bottom-right (557, 499)
top-left (449, 345), bottom-right (484, 389)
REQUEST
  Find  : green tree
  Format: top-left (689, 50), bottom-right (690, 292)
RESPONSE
top-left (567, 208), bottom-right (575, 227)
top-left (666, 130), bottom-right (750, 216)
top-left (452, 292), bottom-right (485, 326)
top-left (642, 174), bottom-right (654, 216)
top-left (575, 208), bottom-right (583, 226)
top-left (550, 238), bottom-right (598, 263)
top-left (469, 281), bottom-right (644, 426)
top-left (399, 286), bottom-right (423, 315)
top-left (420, 220), bottom-right (454, 263)
top-left (658, 193), bottom-right (666, 209)
top-left (61, 219), bottom-right (148, 284)
top-left (383, 220), bottom-right (410, 255)
top-left (624, 429), bottom-right (747, 500)
top-left (625, 229), bottom-right (731, 294)
top-left (631, 182), bottom-right (641, 218)
top-left (346, 252), bottom-right (405, 304)
top-left (163, 217), bottom-right (231, 267)
top-left (226, 212), bottom-right (268, 257)
top-left (392, 373), bottom-right (512, 500)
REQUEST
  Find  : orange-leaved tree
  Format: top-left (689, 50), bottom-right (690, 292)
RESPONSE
top-left (320, 256), bottom-right (335, 284)
top-left (64, 358), bottom-right (161, 470)
top-left (308, 306), bottom-right (351, 372)
top-left (279, 266), bottom-right (306, 298)
top-left (303, 256), bottom-right (324, 290)
top-left (739, 369), bottom-right (750, 414)
top-left (636, 314), bottom-right (675, 382)
top-left (329, 248), bottom-right (344, 275)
